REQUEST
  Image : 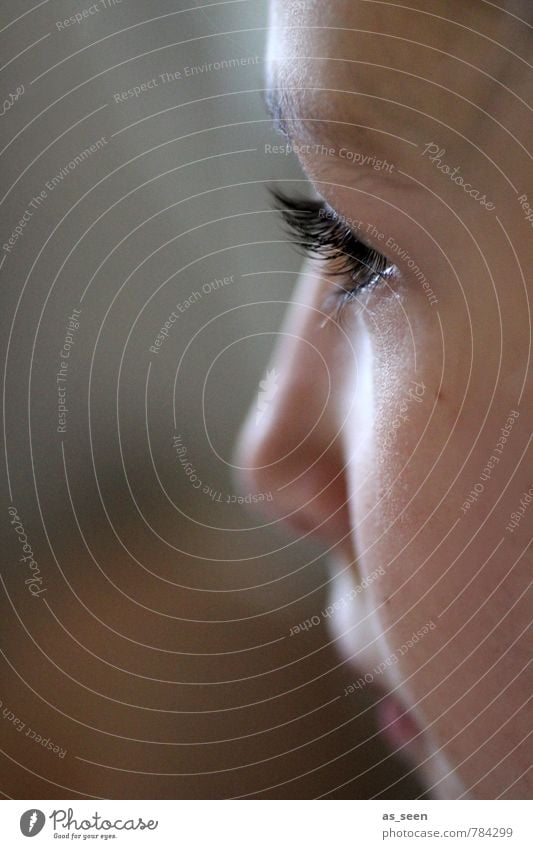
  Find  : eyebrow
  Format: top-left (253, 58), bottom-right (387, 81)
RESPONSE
top-left (262, 87), bottom-right (292, 138)
top-left (262, 86), bottom-right (416, 167)
top-left (262, 85), bottom-right (363, 149)
top-left (262, 85), bottom-right (339, 146)
top-left (262, 85), bottom-right (370, 158)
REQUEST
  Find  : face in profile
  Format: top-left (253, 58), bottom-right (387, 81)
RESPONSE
top-left (236, 0), bottom-right (532, 798)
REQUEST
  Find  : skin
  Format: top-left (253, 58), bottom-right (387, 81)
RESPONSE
top-left (236, 1), bottom-right (532, 797)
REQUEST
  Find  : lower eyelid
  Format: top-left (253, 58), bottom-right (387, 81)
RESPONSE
top-left (320, 262), bottom-right (398, 323)
top-left (343, 260), bottom-right (396, 297)
top-left (270, 190), bottom-right (398, 310)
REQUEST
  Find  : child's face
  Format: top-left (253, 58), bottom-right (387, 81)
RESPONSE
top-left (237, 0), bottom-right (532, 797)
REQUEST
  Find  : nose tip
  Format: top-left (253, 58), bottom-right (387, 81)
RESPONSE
top-left (234, 378), bottom-right (351, 546)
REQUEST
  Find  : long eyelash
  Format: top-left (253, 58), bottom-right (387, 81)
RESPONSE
top-left (270, 188), bottom-right (392, 316)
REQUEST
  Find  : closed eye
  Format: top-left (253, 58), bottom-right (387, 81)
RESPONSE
top-left (270, 188), bottom-right (395, 318)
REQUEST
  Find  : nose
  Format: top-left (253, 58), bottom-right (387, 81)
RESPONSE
top-left (235, 262), bottom-right (354, 547)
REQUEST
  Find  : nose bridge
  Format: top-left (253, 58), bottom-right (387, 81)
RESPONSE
top-left (237, 263), bottom-right (353, 542)
top-left (269, 293), bottom-right (334, 445)
top-left (245, 265), bottom-right (337, 467)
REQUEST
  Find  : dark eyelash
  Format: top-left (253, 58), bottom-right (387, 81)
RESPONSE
top-left (270, 188), bottom-right (392, 315)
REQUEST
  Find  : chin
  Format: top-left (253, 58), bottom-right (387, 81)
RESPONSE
top-left (326, 558), bottom-right (466, 799)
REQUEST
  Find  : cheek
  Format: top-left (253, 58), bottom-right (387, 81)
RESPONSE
top-left (346, 303), bottom-right (453, 650)
top-left (343, 290), bottom-right (485, 646)
top-left (344, 285), bottom-right (523, 608)
top-left (340, 292), bottom-right (531, 791)
top-left (343, 290), bottom-right (456, 570)
top-left (342, 293), bottom-right (469, 683)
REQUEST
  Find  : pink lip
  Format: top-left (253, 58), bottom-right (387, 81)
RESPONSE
top-left (376, 697), bottom-right (419, 750)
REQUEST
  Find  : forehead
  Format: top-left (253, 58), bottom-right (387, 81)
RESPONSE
top-left (268, 0), bottom-right (509, 60)
top-left (266, 0), bottom-right (510, 156)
